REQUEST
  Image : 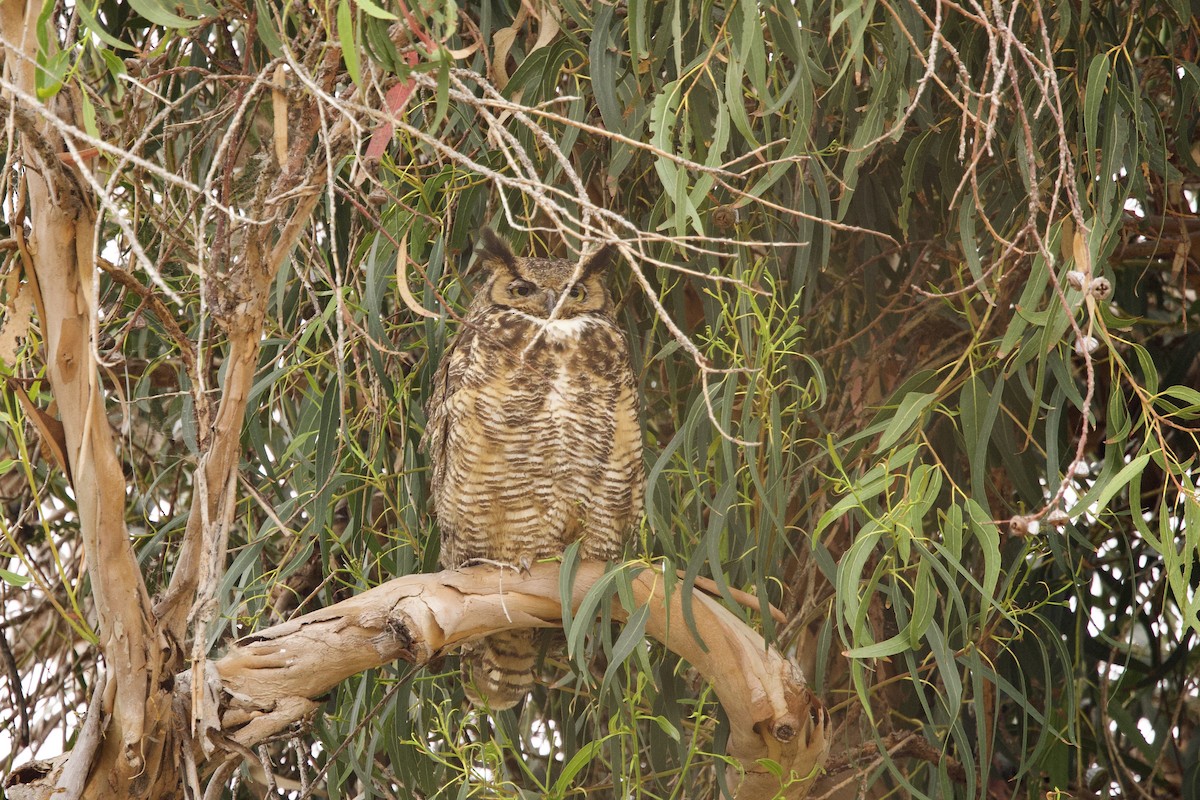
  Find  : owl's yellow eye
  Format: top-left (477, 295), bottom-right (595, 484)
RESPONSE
top-left (510, 281), bottom-right (534, 297)
top-left (568, 284), bottom-right (586, 301)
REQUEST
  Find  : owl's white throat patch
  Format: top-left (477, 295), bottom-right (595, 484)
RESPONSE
top-left (505, 310), bottom-right (597, 340)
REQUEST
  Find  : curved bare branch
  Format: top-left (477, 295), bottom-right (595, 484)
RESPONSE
top-left (211, 562), bottom-right (830, 800)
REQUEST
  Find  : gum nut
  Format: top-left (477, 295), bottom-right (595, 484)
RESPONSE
top-left (1066, 270), bottom-right (1087, 291)
top-left (1089, 276), bottom-right (1112, 300)
top-left (1008, 515), bottom-right (1039, 536)
top-left (1074, 336), bottom-right (1099, 356)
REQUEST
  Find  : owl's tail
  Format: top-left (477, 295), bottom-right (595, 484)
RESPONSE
top-left (459, 629), bottom-right (536, 710)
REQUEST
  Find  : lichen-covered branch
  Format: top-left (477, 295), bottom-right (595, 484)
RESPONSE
top-left (210, 562), bottom-right (830, 800)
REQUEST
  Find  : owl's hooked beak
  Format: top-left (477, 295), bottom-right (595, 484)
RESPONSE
top-left (543, 289), bottom-right (558, 317)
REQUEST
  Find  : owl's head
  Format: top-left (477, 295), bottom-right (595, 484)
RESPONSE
top-left (475, 229), bottom-right (616, 319)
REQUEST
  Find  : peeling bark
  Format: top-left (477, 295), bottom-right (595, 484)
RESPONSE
top-left (153, 53), bottom-right (349, 647)
top-left (7, 561), bottom-right (830, 799)
top-left (210, 563), bottom-right (831, 799)
top-left (1, 2), bottom-right (172, 794)
top-left (1, 3), bottom-right (349, 794)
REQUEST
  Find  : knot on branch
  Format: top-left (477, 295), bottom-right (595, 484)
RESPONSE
top-left (203, 263), bottom-right (270, 335)
top-left (382, 608), bottom-right (430, 664)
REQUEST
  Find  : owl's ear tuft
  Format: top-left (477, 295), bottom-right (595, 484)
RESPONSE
top-left (582, 244), bottom-right (617, 278)
top-left (477, 229), bottom-right (518, 272)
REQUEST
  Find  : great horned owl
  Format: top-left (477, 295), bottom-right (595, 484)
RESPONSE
top-left (423, 228), bottom-right (645, 710)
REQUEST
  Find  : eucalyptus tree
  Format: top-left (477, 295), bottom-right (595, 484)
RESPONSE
top-left (1, 2), bottom-right (1197, 799)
